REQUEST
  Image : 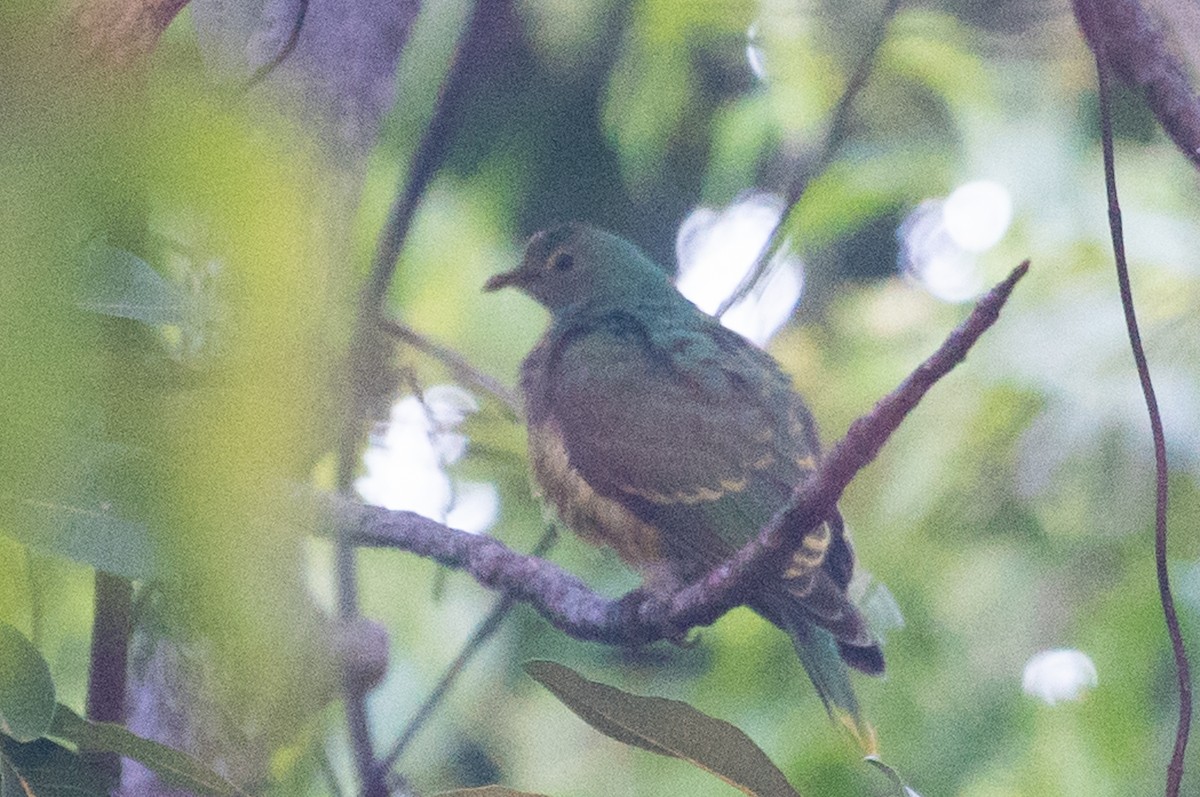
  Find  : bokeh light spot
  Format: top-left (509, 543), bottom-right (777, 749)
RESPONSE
top-left (1022, 648), bottom-right (1098, 705)
top-left (675, 192), bottom-right (804, 346)
top-left (355, 385), bottom-right (497, 534)
top-left (943, 180), bottom-right (1013, 252)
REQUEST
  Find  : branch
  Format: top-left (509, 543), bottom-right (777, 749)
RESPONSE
top-left (343, 261), bottom-right (1028, 646)
top-left (85, 572), bottom-right (133, 782)
top-left (379, 318), bottom-right (523, 419)
top-left (68, 0), bottom-right (190, 71)
top-left (1072, 0), bottom-right (1200, 172)
top-left (1080, 2), bottom-right (1191, 793)
top-left (377, 527), bottom-right (556, 776)
top-left (717, 0), bottom-right (903, 317)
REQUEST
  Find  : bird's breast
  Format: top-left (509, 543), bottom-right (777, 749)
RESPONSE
top-left (527, 418), bottom-right (663, 566)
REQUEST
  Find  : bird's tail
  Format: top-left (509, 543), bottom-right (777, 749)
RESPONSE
top-left (753, 513), bottom-right (888, 729)
top-left (780, 611), bottom-right (861, 718)
top-left (760, 596), bottom-right (879, 749)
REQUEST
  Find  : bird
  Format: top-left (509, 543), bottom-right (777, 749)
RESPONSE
top-left (485, 222), bottom-right (883, 726)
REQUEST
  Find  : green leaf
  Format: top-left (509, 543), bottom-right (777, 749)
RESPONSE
top-left (0, 735), bottom-right (113, 797)
top-left (0, 490), bottom-right (158, 581)
top-left (79, 243), bottom-right (184, 326)
top-left (432, 788), bottom-right (551, 797)
top-left (0, 623), bottom-right (55, 742)
top-left (524, 660), bottom-right (801, 797)
top-left (49, 704), bottom-right (246, 796)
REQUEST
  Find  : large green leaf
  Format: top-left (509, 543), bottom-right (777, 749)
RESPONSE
top-left (0, 735), bottom-right (112, 797)
top-left (524, 660), bottom-right (801, 797)
top-left (0, 623), bottom-right (55, 743)
top-left (50, 704), bottom-right (246, 796)
top-left (0, 491), bottom-right (157, 581)
top-left (0, 432), bottom-right (160, 581)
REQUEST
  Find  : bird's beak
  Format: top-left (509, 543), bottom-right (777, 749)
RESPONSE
top-left (484, 269), bottom-right (519, 292)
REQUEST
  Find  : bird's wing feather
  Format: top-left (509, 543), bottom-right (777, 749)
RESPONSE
top-left (544, 310), bottom-right (812, 572)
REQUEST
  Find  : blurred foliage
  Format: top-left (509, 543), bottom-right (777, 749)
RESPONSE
top-left (2, 0), bottom-right (1200, 795)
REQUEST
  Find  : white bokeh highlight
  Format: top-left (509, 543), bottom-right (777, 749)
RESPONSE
top-left (355, 384), bottom-right (498, 534)
top-left (675, 192), bottom-right (804, 347)
top-left (898, 180), bottom-right (1013, 303)
top-left (944, 180), bottom-right (1013, 252)
top-left (746, 22), bottom-right (767, 80)
top-left (1022, 648), bottom-right (1098, 705)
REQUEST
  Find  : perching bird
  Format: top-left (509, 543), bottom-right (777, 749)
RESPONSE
top-left (485, 222), bottom-right (883, 724)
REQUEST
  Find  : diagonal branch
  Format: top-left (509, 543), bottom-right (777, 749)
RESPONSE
top-left (379, 318), bottom-right (523, 419)
top-left (376, 526), bottom-right (557, 776)
top-left (717, 0), bottom-right (904, 317)
top-left (1072, 0), bottom-right (1200, 172)
top-left (342, 261), bottom-right (1028, 647)
top-left (334, 2), bottom-right (494, 793)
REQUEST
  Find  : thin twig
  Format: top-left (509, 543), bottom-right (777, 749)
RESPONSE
top-left (334, 2), bottom-right (490, 793)
top-left (662, 260), bottom-right (1029, 635)
top-left (380, 318), bottom-right (523, 419)
top-left (361, 0), bottom-right (491, 308)
top-left (717, 0), bottom-right (904, 317)
top-left (342, 261), bottom-right (1027, 646)
top-left (1080, 2), bottom-right (1192, 792)
top-left (241, 0), bottom-right (309, 91)
top-left (378, 527), bottom-right (557, 775)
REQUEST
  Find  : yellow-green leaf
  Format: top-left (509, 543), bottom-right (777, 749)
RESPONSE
top-left (524, 660), bottom-right (801, 797)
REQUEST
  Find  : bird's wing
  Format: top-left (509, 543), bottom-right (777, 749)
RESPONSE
top-left (544, 311), bottom-right (814, 573)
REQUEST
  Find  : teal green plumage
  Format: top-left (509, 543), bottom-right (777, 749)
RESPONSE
top-left (486, 223), bottom-right (883, 724)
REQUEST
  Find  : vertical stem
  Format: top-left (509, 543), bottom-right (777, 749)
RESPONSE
top-left (85, 571), bottom-right (133, 781)
top-left (1083, 3), bottom-right (1192, 792)
top-left (335, 2), bottom-right (491, 792)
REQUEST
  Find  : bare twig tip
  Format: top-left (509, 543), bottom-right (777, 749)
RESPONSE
top-left (997, 259), bottom-right (1030, 295)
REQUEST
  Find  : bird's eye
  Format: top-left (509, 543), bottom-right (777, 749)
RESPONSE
top-left (550, 252), bottom-right (574, 272)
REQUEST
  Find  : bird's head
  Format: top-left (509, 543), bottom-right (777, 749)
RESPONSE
top-left (484, 223), bottom-right (676, 313)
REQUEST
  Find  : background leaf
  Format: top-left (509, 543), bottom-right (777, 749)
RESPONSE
top-left (524, 660), bottom-right (801, 797)
top-left (0, 623), bottom-right (55, 743)
top-left (50, 704), bottom-right (245, 797)
top-left (78, 244), bottom-right (184, 326)
top-left (0, 490), bottom-right (157, 582)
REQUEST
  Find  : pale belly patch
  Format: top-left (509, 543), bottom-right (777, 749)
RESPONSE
top-left (527, 420), bottom-right (663, 566)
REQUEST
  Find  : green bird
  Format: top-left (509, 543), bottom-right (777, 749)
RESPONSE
top-left (485, 222), bottom-right (883, 726)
